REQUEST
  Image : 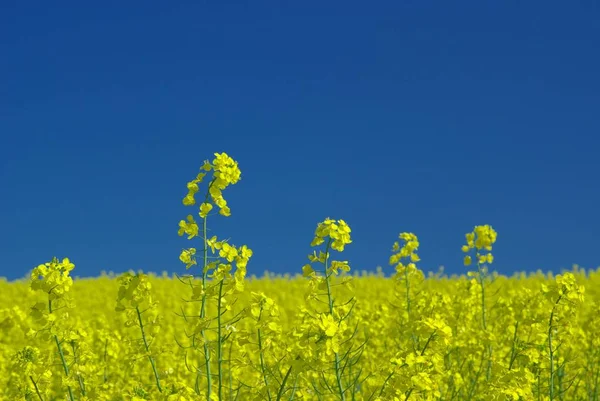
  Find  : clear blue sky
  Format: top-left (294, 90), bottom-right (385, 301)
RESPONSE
top-left (1, 1), bottom-right (599, 281)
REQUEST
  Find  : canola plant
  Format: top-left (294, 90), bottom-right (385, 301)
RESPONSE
top-left (1, 152), bottom-right (599, 401)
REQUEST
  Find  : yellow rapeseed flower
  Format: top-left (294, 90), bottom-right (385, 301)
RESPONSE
top-left (199, 202), bottom-right (213, 218)
top-left (178, 215), bottom-right (199, 239)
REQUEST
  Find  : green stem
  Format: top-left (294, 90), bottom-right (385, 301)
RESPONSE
top-left (323, 239), bottom-right (345, 401)
top-left (103, 339), bottom-right (108, 383)
top-left (537, 366), bottom-right (541, 401)
top-left (289, 373), bottom-right (299, 401)
top-left (465, 354), bottom-right (486, 401)
top-left (276, 365), bottom-right (293, 401)
top-left (477, 260), bottom-right (493, 381)
top-left (477, 262), bottom-right (487, 330)
top-left (377, 371), bottom-right (395, 398)
top-left (404, 266), bottom-right (411, 317)
top-left (54, 335), bottom-right (75, 400)
top-left (548, 295), bottom-right (562, 401)
top-left (49, 300), bottom-right (75, 401)
top-left (593, 354), bottom-right (600, 401)
top-left (136, 306), bottom-right (162, 392)
top-left (217, 280), bottom-right (224, 401)
top-left (508, 321), bottom-right (519, 370)
top-left (199, 194), bottom-right (213, 400)
top-left (70, 342), bottom-right (86, 395)
top-left (29, 376), bottom-right (44, 401)
top-left (404, 266), bottom-right (418, 351)
top-left (257, 308), bottom-right (273, 401)
top-left (229, 342), bottom-right (234, 401)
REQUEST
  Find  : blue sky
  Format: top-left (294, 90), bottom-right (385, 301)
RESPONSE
top-left (1, 1), bottom-right (599, 281)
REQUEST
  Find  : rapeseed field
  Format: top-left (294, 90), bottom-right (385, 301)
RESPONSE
top-left (1, 153), bottom-right (599, 401)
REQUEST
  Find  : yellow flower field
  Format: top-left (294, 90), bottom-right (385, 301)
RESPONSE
top-left (1, 153), bottom-right (599, 401)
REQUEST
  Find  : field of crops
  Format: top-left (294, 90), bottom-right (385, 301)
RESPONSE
top-left (2, 153), bottom-right (599, 401)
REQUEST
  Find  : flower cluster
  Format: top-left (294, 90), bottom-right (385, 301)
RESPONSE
top-left (181, 152), bottom-right (241, 217)
top-left (462, 224), bottom-right (497, 266)
top-left (179, 247), bottom-right (197, 269)
top-left (30, 257), bottom-right (75, 299)
top-left (542, 272), bottom-right (585, 304)
top-left (389, 232), bottom-right (422, 277)
top-left (116, 272), bottom-right (156, 310)
top-left (310, 218), bottom-right (352, 251)
top-left (186, 240), bottom-right (253, 297)
top-left (302, 218), bottom-right (353, 280)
